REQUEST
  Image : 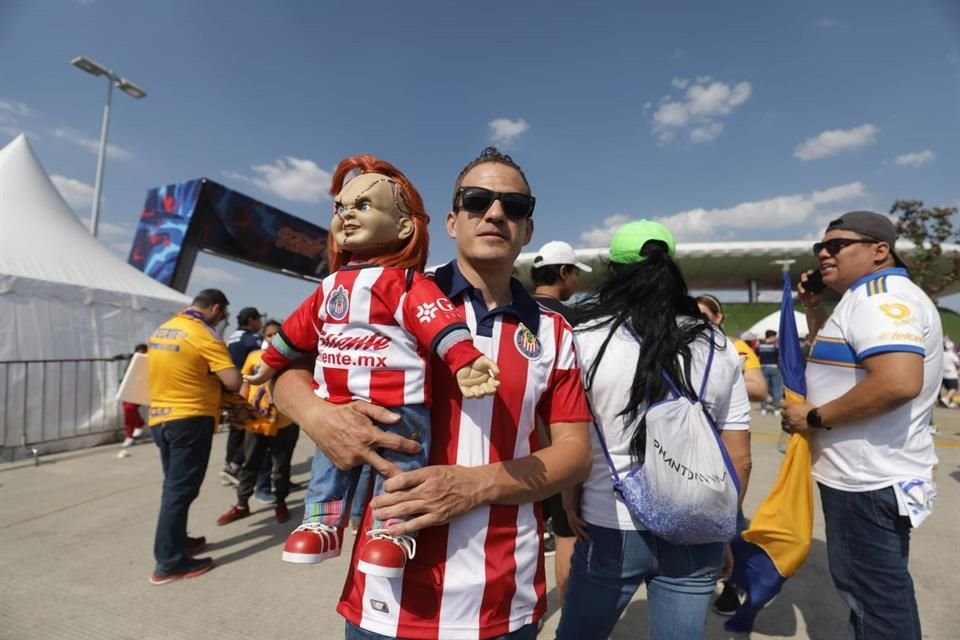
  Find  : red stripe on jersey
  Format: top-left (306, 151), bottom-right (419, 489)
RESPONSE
top-left (367, 268), bottom-right (404, 327)
top-left (322, 367), bottom-right (350, 403)
top-left (368, 369), bottom-right (405, 408)
top-left (332, 268), bottom-right (363, 325)
top-left (479, 316), bottom-right (528, 633)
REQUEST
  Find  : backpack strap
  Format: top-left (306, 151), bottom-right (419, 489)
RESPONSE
top-left (696, 327), bottom-right (716, 401)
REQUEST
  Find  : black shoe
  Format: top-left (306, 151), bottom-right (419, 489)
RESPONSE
top-left (543, 532), bottom-right (556, 557)
top-left (219, 467), bottom-right (240, 486)
top-left (712, 582), bottom-right (741, 616)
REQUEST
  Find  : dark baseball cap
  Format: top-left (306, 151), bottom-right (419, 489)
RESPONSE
top-left (236, 307), bottom-right (263, 326)
top-left (825, 211), bottom-right (907, 268)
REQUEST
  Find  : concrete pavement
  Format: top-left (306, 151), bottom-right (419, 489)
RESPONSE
top-left (1, 409), bottom-right (958, 640)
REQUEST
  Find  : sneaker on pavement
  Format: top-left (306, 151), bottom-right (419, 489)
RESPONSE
top-left (219, 467), bottom-right (240, 486)
top-left (149, 557), bottom-right (214, 585)
top-left (122, 437), bottom-right (135, 448)
top-left (216, 505), bottom-right (250, 526)
top-left (185, 535), bottom-right (207, 555)
top-left (358, 530), bottom-right (416, 578)
top-left (282, 523), bottom-right (343, 564)
top-left (254, 490), bottom-right (277, 505)
top-left (132, 427), bottom-right (145, 439)
top-left (275, 502), bottom-right (290, 524)
top-left (712, 582), bottom-right (742, 616)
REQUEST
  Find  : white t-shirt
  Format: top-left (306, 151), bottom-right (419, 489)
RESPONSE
top-left (943, 350), bottom-right (959, 380)
top-left (575, 317), bottom-right (752, 530)
top-left (806, 268), bottom-right (942, 491)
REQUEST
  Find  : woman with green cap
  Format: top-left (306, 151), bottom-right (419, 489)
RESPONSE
top-left (556, 220), bottom-right (752, 640)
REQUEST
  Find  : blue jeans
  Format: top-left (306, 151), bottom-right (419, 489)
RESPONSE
top-left (151, 416), bottom-right (214, 573)
top-left (344, 621), bottom-right (538, 640)
top-left (351, 465), bottom-right (373, 524)
top-left (819, 483), bottom-right (921, 640)
top-left (556, 523), bottom-right (723, 640)
top-left (760, 366), bottom-right (783, 412)
top-left (304, 404), bottom-right (429, 530)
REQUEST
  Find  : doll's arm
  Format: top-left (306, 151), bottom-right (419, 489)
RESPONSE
top-left (243, 362), bottom-right (277, 385)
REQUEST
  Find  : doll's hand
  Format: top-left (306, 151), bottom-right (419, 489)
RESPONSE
top-left (456, 356), bottom-right (501, 398)
top-left (243, 363), bottom-right (276, 386)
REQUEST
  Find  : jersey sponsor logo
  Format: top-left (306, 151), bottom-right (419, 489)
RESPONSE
top-left (515, 324), bottom-right (542, 360)
top-left (317, 330), bottom-right (391, 351)
top-left (416, 301), bottom-right (439, 323)
top-left (879, 302), bottom-right (912, 323)
top-left (327, 285), bottom-right (350, 320)
top-left (369, 599), bottom-right (389, 614)
top-left (319, 351), bottom-right (388, 367)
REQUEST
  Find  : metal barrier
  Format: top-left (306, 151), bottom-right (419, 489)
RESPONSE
top-left (0, 356), bottom-right (132, 464)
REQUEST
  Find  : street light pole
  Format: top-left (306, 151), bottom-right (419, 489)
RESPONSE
top-left (90, 77), bottom-right (113, 238)
top-left (70, 56), bottom-right (146, 238)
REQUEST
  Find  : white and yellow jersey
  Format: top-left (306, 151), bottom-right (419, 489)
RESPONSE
top-left (806, 267), bottom-right (942, 491)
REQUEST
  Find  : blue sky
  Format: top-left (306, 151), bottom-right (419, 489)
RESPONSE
top-left (2, 0), bottom-right (959, 321)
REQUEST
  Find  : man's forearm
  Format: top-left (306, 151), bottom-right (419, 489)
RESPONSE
top-left (818, 380), bottom-right (912, 428)
top-left (472, 425), bottom-right (591, 506)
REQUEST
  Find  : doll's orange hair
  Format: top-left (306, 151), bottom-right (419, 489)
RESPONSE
top-left (327, 155), bottom-right (430, 273)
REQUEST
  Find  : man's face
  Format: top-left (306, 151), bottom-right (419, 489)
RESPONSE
top-left (446, 162), bottom-right (534, 269)
top-left (331, 173), bottom-right (414, 257)
top-left (206, 304), bottom-right (228, 327)
top-left (815, 229), bottom-right (886, 292)
top-left (249, 317), bottom-right (263, 333)
top-left (559, 266), bottom-right (581, 300)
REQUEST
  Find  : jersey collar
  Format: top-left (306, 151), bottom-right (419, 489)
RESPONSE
top-left (433, 260), bottom-right (541, 335)
top-left (850, 267), bottom-right (908, 292)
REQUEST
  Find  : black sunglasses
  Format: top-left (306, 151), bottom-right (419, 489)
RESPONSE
top-left (812, 238), bottom-right (878, 257)
top-left (456, 187), bottom-right (535, 221)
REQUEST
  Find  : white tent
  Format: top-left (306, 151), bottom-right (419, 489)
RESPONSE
top-left (744, 310), bottom-right (809, 340)
top-left (0, 134), bottom-right (190, 460)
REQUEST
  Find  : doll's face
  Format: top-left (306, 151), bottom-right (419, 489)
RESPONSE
top-left (331, 172), bottom-right (414, 258)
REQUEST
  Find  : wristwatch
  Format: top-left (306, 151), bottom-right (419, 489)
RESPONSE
top-left (806, 408), bottom-right (831, 430)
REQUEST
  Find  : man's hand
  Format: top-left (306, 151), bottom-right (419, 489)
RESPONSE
top-left (456, 356), bottom-right (501, 399)
top-left (562, 484), bottom-right (589, 542)
top-left (780, 401), bottom-right (813, 434)
top-left (371, 465), bottom-right (485, 535)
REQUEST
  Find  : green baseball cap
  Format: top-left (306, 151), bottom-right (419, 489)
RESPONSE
top-left (608, 220), bottom-right (677, 264)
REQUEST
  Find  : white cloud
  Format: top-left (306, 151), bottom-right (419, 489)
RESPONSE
top-left (651, 78), bottom-right (751, 144)
top-left (894, 149), bottom-right (935, 167)
top-left (191, 265), bottom-right (240, 285)
top-left (793, 124), bottom-right (877, 160)
top-left (0, 99), bottom-right (34, 136)
top-left (51, 174), bottom-right (96, 211)
top-left (579, 182), bottom-right (867, 245)
top-left (0, 100), bottom-right (33, 118)
top-left (818, 17), bottom-right (837, 28)
top-left (51, 128), bottom-right (133, 160)
top-left (690, 122), bottom-right (724, 143)
top-left (578, 214), bottom-right (631, 247)
top-left (488, 117), bottom-right (529, 146)
top-left (224, 156), bottom-right (332, 203)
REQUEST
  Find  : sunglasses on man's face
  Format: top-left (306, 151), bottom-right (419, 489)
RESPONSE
top-left (457, 187), bottom-right (535, 221)
top-left (812, 238), bottom-right (878, 257)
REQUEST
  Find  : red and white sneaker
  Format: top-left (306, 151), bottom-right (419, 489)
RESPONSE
top-left (281, 523), bottom-right (343, 564)
top-left (357, 529), bottom-right (416, 578)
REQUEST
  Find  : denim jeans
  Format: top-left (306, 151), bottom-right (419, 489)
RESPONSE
top-left (555, 523), bottom-right (723, 640)
top-left (344, 621), bottom-right (538, 640)
top-left (151, 416), bottom-right (214, 573)
top-left (351, 464), bottom-right (373, 524)
top-left (819, 483), bottom-right (921, 640)
top-left (760, 366), bottom-right (783, 412)
top-left (304, 404), bottom-right (429, 530)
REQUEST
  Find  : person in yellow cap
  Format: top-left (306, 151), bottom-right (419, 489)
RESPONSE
top-left (556, 220), bottom-right (752, 640)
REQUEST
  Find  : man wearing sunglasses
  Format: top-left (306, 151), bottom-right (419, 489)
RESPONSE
top-left (781, 211), bottom-right (942, 640)
top-left (271, 147), bottom-right (592, 639)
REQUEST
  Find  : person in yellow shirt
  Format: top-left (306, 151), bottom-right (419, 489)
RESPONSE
top-left (147, 289), bottom-right (241, 586)
top-left (217, 320), bottom-right (301, 527)
top-left (696, 295), bottom-right (768, 402)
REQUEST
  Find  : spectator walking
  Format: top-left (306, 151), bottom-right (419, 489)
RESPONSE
top-left (122, 343), bottom-right (149, 448)
top-left (221, 307), bottom-right (263, 485)
top-left (756, 330), bottom-right (782, 415)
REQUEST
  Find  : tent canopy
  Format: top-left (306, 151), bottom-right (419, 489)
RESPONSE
top-left (744, 311), bottom-right (809, 340)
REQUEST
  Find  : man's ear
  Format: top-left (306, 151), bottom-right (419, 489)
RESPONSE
top-left (522, 218), bottom-right (534, 246)
top-left (445, 210), bottom-right (457, 239)
top-left (397, 216), bottom-right (414, 241)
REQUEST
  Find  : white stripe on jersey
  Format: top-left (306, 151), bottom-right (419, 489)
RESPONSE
top-left (341, 268), bottom-right (381, 402)
top-left (357, 573), bottom-right (404, 637)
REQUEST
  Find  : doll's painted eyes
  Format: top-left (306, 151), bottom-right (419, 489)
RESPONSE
top-left (358, 201), bottom-right (372, 212)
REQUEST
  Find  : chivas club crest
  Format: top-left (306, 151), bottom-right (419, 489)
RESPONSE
top-left (327, 285), bottom-right (350, 321)
top-left (514, 324), bottom-right (542, 360)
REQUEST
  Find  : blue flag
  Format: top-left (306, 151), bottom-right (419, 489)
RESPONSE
top-left (726, 270), bottom-right (814, 633)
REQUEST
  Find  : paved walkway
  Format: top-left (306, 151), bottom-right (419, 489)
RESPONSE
top-left (1, 409), bottom-right (958, 640)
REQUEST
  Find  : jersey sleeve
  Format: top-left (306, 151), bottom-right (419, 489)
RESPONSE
top-left (734, 339), bottom-right (761, 371)
top-left (537, 324), bottom-right (592, 425)
top-left (191, 325), bottom-right (235, 373)
top-left (403, 274), bottom-right (482, 373)
top-left (846, 290), bottom-right (928, 360)
top-left (262, 286), bottom-right (324, 370)
top-left (709, 342), bottom-right (751, 431)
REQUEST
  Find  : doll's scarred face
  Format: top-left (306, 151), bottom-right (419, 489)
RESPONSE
top-left (331, 172), bottom-right (414, 258)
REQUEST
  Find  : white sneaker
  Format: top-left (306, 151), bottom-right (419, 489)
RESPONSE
top-left (122, 437), bottom-right (135, 448)
top-left (132, 427), bottom-right (144, 439)
top-left (760, 409), bottom-right (768, 416)
top-left (774, 410), bottom-right (782, 417)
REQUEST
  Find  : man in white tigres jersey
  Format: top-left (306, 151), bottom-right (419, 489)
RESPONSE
top-left (273, 147), bottom-right (593, 639)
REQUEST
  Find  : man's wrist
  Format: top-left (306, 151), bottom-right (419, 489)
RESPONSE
top-left (806, 407), bottom-right (831, 430)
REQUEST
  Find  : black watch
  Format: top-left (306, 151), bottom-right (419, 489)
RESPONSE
top-left (806, 408), bottom-right (831, 430)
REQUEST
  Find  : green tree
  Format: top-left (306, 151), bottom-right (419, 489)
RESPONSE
top-left (891, 200), bottom-right (960, 300)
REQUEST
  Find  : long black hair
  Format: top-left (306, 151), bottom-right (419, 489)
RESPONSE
top-left (578, 241), bottom-right (717, 463)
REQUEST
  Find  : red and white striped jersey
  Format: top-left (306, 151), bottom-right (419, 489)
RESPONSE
top-left (262, 264), bottom-right (481, 407)
top-left (337, 261), bottom-right (592, 639)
